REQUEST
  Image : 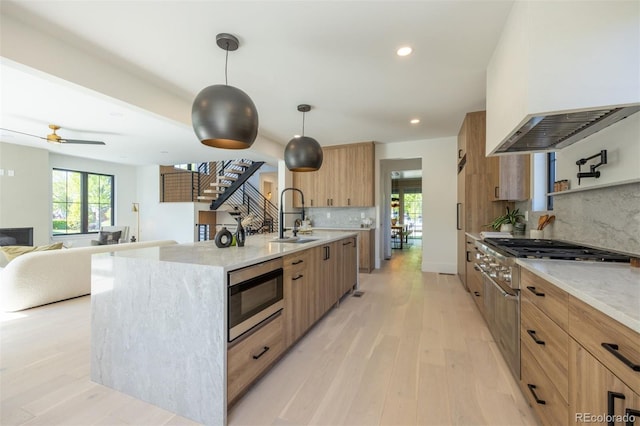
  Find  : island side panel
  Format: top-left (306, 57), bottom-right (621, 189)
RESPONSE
top-left (90, 254), bottom-right (226, 425)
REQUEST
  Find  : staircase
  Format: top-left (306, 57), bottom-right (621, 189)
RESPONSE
top-left (195, 159), bottom-right (278, 233)
top-left (161, 160), bottom-right (278, 237)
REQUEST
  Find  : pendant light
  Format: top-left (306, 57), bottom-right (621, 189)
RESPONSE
top-left (284, 104), bottom-right (323, 172)
top-left (192, 33), bottom-right (259, 149)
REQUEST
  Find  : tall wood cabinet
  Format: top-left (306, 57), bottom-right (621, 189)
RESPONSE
top-left (293, 142), bottom-right (374, 208)
top-left (456, 111), bottom-right (512, 289)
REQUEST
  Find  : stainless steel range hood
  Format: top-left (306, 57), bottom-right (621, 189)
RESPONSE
top-left (494, 105), bottom-right (640, 153)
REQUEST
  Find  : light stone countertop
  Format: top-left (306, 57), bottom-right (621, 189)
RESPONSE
top-left (517, 259), bottom-right (640, 333)
top-left (313, 226), bottom-right (376, 231)
top-left (111, 230), bottom-right (358, 272)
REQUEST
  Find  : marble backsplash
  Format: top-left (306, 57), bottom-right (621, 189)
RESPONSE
top-left (306, 207), bottom-right (377, 229)
top-left (516, 182), bottom-right (640, 256)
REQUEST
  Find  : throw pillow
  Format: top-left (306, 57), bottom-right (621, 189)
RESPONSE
top-left (97, 230), bottom-right (122, 245)
top-left (1, 242), bottom-right (64, 262)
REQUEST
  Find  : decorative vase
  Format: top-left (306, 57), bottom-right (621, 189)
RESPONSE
top-left (499, 223), bottom-right (513, 232)
top-left (214, 227), bottom-right (233, 248)
top-left (235, 217), bottom-right (245, 247)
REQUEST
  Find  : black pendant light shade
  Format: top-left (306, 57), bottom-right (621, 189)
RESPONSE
top-left (284, 104), bottom-right (323, 172)
top-left (191, 33), bottom-right (259, 150)
top-left (192, 84), bottom-right (258, 149)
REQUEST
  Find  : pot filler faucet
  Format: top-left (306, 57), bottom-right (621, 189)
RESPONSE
top-left (279, 188), bottom-right (305, 239)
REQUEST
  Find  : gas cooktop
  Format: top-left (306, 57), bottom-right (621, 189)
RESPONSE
top-left (482, 238), bottom-right (631, 263)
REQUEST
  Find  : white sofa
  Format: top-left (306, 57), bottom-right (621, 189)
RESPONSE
top-left (0, 240), bottom-right (177, 312)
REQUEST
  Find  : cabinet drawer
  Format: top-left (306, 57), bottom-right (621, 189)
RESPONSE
top-left (521, 296), bottom-right (569, 402)
top-left (227, 313), bottom-right (285, 404)
top-left (283, 250), bottom-right (310, 273)
top-left (521, 344), bottom-right (569, 426)
top-left (521, 268), bottom-right (569, 330)
top-left (569, 295), bottom-right (640, 395)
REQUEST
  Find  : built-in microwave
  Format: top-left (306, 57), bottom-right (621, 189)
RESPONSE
top-left (228, 258), bottom-right (283, 342)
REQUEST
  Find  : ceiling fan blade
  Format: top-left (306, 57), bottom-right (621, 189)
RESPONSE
top-left (0, 127), bottom-right (47, 140)
top-left (60, 139), bottom-right (106, 145)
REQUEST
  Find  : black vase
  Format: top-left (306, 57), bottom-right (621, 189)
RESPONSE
top-left (235, 217), bottom-right (245, 247)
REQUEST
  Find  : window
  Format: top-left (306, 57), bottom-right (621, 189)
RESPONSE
top-left (547, 152), bottom-right (556, 210)
top-left (52, 169), bottom-right (114, 235)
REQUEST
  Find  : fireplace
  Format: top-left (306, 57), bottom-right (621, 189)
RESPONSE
top-left (0, 228), bottom-right (34, 246)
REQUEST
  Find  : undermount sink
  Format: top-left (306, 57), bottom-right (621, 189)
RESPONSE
top-left (272, 237), bottom-right (318, 244)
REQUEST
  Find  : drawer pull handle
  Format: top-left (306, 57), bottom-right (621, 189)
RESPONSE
top-left (292, 274), bottom-right (304, 281)
top-left (527, 384), bottom-right (546, 405)
top-left (625, 408), bottom-right (640, 426)
top-left (474, 291), bottom-right (480, 297)
top-left (607, 391), bottom-right (625, 424)
top-left (292, 260), bottom-right (304, 265)
top-left (602, 343), bottom-right (640, 372)
top-left (526, 286), bottom-right (545, 297)
top-left (527, 330), bottom-right (545, 345)
top-left (252, 346), bottom-right (270, 360)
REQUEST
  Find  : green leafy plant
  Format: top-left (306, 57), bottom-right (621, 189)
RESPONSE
top-left (488, 207), bottom-right (524, 231)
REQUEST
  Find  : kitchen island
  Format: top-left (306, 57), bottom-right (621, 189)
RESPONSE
top-left (90, 230), bottom-right (358, 426)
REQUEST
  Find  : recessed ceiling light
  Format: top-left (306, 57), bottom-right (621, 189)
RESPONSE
top-left (397, 46), bottom-right (413, 57)
top-left (410, 119), bottom-right (420, 124)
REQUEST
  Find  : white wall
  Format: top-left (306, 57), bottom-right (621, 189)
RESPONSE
top-left (375, 137), bottom-right (458, 273)
top-left (0, 142), bottom-right (50, 245)
top-left (554, 113), bottom-right (640, 189)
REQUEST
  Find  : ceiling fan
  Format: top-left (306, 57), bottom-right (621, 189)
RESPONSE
top-left (0, 124), bottom-right (106, 145)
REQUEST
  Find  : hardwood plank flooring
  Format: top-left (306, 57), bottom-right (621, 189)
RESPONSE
top-left (1, 242), bottom-right (538, 425)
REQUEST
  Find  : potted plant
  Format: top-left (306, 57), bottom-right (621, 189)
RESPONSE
top-left (489, 207), bottom-right (524, 232)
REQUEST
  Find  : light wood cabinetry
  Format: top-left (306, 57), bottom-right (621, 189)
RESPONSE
top-left (488, 154), bottom-right (530, 201)
top-left (569, 339), bottom-right (640, 426)
top-left (339, 236), bottom-right (357, 298)
top-left (317, 241), bottom-right (338, 313)
top-left (569, 295), bottom-right (640, 396)
top-left (227, 313), bottom-right (285, 404)
top-left (456, 111), bottom-right (511, 289)
top-left (521, 286), bottom-right (569, 402)
top-left (519, 268), bottom-right (570, 425)
top-left (358, 229), bottom-right (375, 273)
top-left (283, 250), bottom-right (313, 347)
top-left (521, 343), bottom-right (569, 426)
top-left (521, 269), bottom-right (569, 330)
top-left (293, 142), bottom-right (374, 208)
top-left (519, 268), bottom-right (640, 426)
top-left (465, 237), bottom-right (484, 317)
top-left (227, 236), bottom-right (358, 407)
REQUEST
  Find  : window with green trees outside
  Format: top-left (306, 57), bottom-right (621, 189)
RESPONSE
top-left (52, 169), bottom-right (114, 235)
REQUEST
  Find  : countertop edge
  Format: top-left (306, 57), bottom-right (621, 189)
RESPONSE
top-left (517, 259), bottom-right (640, 333)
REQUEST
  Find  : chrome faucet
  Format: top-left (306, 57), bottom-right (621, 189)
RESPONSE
top-left (279, 188), bottom-right (305, 239)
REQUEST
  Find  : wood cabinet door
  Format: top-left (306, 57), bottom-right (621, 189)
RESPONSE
top-left (489, 154), bottom-right (530, 201)
top-left (357, 229), bottom-right (374, 272)
top-left (569, 339), bottom-right (640, 426)
top-left (339, 237), bottom-right (357, 297)
top-left (317, 242), bottom-right (338, 313)
top-left (343, 142), bottom-right (374, 207)
top-left (292, 170), bottom-right (318, 208)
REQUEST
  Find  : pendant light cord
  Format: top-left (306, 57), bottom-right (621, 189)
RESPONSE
top-left (302, 111), bottom-right (306, 137)
top-left (224, 42), bottom-right (229, 85)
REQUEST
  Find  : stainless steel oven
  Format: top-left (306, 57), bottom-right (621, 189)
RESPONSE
top-left (228, 258), bottom-right (283, 342)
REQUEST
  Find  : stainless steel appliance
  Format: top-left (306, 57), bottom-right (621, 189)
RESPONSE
top-left (473, 238), bottom-right (631, 380)
top-left (228, 258), bottom-right (284, 342)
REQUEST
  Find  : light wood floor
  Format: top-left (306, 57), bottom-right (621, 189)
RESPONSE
top-left (1, 243), bottom-right (538, 426)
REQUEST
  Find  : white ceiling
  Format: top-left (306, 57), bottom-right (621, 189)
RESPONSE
top-left (0, 0), bottom-right (514, 166)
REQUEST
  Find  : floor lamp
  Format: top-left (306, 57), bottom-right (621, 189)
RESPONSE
top-left (132, 203), bottom-right (140, 242)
